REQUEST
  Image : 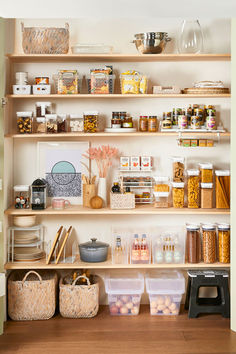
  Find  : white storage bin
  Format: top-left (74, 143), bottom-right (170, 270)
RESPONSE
top-left (105, 272), bottom-right (144, 316)
top-left (13, 85), bottom-right (31, 95)
top-left (146, 270), bottom-right (185, 316)
top-left (32, 85), bottom-right (51, 95)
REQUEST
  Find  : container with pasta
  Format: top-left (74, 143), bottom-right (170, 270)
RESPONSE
top-left (215, 170), bottom-right (230, 209)
top-left (218, 223), bottom-right (230, 263)
top-left (199, 163), bottom-right (213, 183)
top-left (187, 170), bottom-right (200, 208)
top-left (202, 224), bottom-right (217, 263)
top-left (83, 111), bottom-right (98, 133)
top-left (172, 182), bottom-right (184, 208)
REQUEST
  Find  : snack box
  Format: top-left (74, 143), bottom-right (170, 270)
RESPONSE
top-left (131, 156), bottom-right (140, 170)
top-left (141, 156), bottom-right (152, 170)
top-left (120, 157), bottom-right (130, 170)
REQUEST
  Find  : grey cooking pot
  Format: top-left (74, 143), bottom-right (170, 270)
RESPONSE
top-left (132, 32), bottom-right (171, 54)
top-left (79, 238), bottom-right (109, 263)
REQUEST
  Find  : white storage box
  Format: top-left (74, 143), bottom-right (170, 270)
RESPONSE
top-left (105, 272), bottom-right (144, 316)
top-left (146, 270), bottom-right (185, 316)
top-left (13, 85), bottom-right (31, 95)
top-left (33, 85), bottom-right (51, 95)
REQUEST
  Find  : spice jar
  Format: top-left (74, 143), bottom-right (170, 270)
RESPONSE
top-left (201, 183), bottom-right (213, 208)
top-left (206, 116), bottom-right (216, 130)
top-left (218, 224), bottom-right (230, 263)
top-left (215, 170), bottom-right (230, 209)
top-left (139, 116), bottom-right (148, 132)
top-left (122, 117), bottom-right (133, 128)
top-left (187, 170), bottom-right (200, 208)
top-left (199, 163), bottom-right (213, 183)
top-left (35, 102), bottom-right (52, 117)
top-left (178, 115), bottom-right (188, 129)
top-left (57, 114), bottom-right (67, 133)
top-left (186, 224), bottom-right (201, 263)
top-left (202, 224), bottom-right (217, 263)
top-left (16, 112), bottom-right (33, 134)
top-left (35, 117), bottom-right (46, 133)
top-left (172, 157), bottom-right (185, 182)
top-left (83, 111), bottom-right (98, 133)
top-left (46, 114), bottom-right (57, 133)
top-left (162, 118), bottom-right (172, 129)
top-left (191, 116), bottom-right (201, 129)
top-left (69, 115), bottom-right (84, 132)
top-left (111, 117), bottom-right (122, 128)
top-left (14, 185), bottom-right (30, 209)
top-left (148, 116), bottom-right (158, 132)
top-left (172, 182), bottom-right (185, 208)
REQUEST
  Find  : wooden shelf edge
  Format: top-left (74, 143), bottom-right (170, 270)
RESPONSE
top-left (6, 94), bottom-right (231, 99)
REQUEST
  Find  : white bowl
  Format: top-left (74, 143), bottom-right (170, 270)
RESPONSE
top-left (13, 215), bottom-right (36, 228)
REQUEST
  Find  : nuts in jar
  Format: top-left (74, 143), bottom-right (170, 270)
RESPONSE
top-left (202, 224), bottom-right (217, 263)
top-left (148, 116), bottom-right (158, 132)
top-left (139, 116), bottom-right (148, 132)
top-left (83, 111), bottom-right (98, 133)
top-left (35, 117), bottom-right (46, 133)
top-left (218, 224), bottom-right (230, 263)
top-left (172, 182), bottom-right (185, 208)
top-left (187, 170), bottom-right (200, 208)
top-left (45, 114), bottom-right (57, 133)
top-left (16, 112), bottom-right (33, 134)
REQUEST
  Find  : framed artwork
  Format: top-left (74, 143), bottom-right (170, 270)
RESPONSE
top-left (37, 141), bottom-right (90, 204)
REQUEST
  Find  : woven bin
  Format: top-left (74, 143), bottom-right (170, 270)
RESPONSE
top-left (8, 270), bottom-right (57, 321)
top-left (59, 275), bottom-right (99, 318)
top-left (21, 22), bottom-right (69, 54)
top-left (110, 192), bottom-right (135, 209)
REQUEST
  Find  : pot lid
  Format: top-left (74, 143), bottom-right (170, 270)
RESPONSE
top-left (79, 238), bottom-right (109, 249)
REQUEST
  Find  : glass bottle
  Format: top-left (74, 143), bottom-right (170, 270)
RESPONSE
top-left (140, 234), bottom-right (149, 263)
top-left (131, 234), bottom-right (140, 263)
top-left (154, 238), bottom-right (164, 263)
top-left (113, 236), bottom-right (123, 264)
top-left (178, 20), bottom-right (203, 54)
top-left (111, 182), bottom-right (121, 193)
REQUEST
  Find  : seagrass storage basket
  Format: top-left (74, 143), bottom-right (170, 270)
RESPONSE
top-left (59, 275), bottom-right (99, 318)
top-left (110, 192), bottom-right (135, 209)
top-left (8, 270), bottom-right (57, 321)
top-left (21, 22), bottom-right (69, 54)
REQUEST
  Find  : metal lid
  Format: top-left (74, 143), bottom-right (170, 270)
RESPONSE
top-left (202, 223), bottom-right (216, 230)
top-left (218, 223), bottom-right (230, 230)
top-left (186, 223), bottom-right (200, 231)
top-left (79, 238), bottom-right (109, 250)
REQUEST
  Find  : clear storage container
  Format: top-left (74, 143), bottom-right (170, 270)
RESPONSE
top-left (153, 177), bottom-right (170, 207)
top-left (201, 183), bottom-right (213, 208)
top-left (83, 111), bottom-right (98, 133)
top-left (14, 185), bottom-right (30, 209)
top-left (153, 234), bottom-right (184, 264)
top-left (46, 114), bottom-right (57, 133)
top-left (57, 114), bottom-right (67, 133)
top-left (199, 163), bottom-right (213, 183)
top-left (130, 233), bottom-right (151, 264)
top-left (171, 157), bottom-right (185, 182)
top-left (120, 73), bottom-right (148, 94)
top-left (35, 102), bottom-right (52, 117)
top-left (87, 74), bottom-right (116, 94)
top-left (172, 182), bottom-right (185, 208)
top-left (202, 224), bottom-right (217, 263)
top-left (16, 112), bottom-right (33, 134)
top-left (215, 170), bottom-right (230, 209)
top-left (146, 271), bottom-right (185, 316)
top-left (187, 170), bottom-right (200, 208)
top-left (69, 114), bottom-right (84, 132)
top-left (57, 70), bottom-right (79, 94)
top-left (218, 224), bottom-right (230, 263)
top-left (35, 117), bottom-right (46, 134)
top-left (185, 224), bottom-right (201, 263)
top-left (105, 272), bottom-right (144, 316)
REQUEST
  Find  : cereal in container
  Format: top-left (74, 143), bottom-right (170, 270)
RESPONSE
top-left (199, 163), bottom-right (213, 183)
top-left (69, 115), bottom-right (84, 132)
top-left (16, 112), bottom-right (33, 134)
top-left (201, 183), bottom-right (213, 209)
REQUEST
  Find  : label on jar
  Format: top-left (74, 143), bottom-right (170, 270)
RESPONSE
top-left (122, 122), bottom-right (133, 128)
top-left (112, 124), bottom-right (121, 129)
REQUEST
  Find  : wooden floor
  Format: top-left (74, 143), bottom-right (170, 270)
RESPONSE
top-left (0, 306), bottom-right (235, 354)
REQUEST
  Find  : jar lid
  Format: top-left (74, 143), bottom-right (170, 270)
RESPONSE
top-left (215, 170), bottom-right (230, 176)
top-left (201, 183), bottom-right (213, 188)
top-left (202, 223), bottom-right (216, 230)
top-left (199, 163), bottom-right (213, 169)
top-left (171, 156), bottom-right (184, 163)
top-left (187, 169), bottom-right (200, 176)
top-left (16, 112), bottom-right (32, 117)
top-left (36, 102), bottom-right (52, 106)
top-left (45, 114), bottom-right (57, 119)
top-left (154, 176), bottom-right (169, 183)
top-left (70, 114), bottom-right (82, 119)
top-left (172, 182), bottom-right (184, 188)
top-left (57, 114), bottom-right (67, 119)
top-left (186, 224), bottom-right (200, 231)
top-left (149, 116), bottom-right (157, 118)
top-left (218, 223), bottom-right (230, 230)
top-left (83, 111), bottom-right (99, 115)
top-left (140, 116), bottom-right (148, 118)
top-left (36, 117), bottom-right (46, 122)
top-left (14, 185), bottom-right (30, 192)
top-left (154, 191), bottom-right (169, 197)
top-left (79, 238), bottom-right (109, 250)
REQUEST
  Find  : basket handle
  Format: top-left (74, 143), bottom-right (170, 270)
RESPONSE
top-left (65, 23), bottom-right (69, 31)
top-left (22, 271), bottom-right (42, 283)
top-left (72, 275), bottom-right (90, 286)
top-left (21, 22), bottom-right (24, 32)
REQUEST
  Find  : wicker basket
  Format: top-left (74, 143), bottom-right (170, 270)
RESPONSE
top-left (110, 192), bottom-right (135, 209)
top-left (8, 270), bottom-right (57, 321)
top-left (59, 275), bottom-right (99, 318)
top-left (21, 22), bottom-right (69, 54)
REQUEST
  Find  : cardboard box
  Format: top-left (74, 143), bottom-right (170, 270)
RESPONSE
top-left (182, 139), bottom-right (191, 147)
top-left (131, 156), bottom-right (140, 170)
top-left (141, 156), bottom-right (152, 170)
top-left (199, 139), bottom-right (207, 147)
top-left (120, 156), bottom-right (130, 170)
top-left (191, 139), bottom-right (198, 147)
top-left (207, 139), bottom-right (214, 147)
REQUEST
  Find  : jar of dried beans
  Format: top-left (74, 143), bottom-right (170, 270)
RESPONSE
top-left (187, 170), bottom-right (200, 208)
top-left (218, 224), bottom-right (230, 263)
top-left (172, 182), bottom-right (185, 208)
top-left (186, 224), bottom-right (201, 263)
top-left (202, 224), bottom-right (217, 263)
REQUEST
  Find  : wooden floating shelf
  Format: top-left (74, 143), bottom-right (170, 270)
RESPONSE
top-left (6, 94), bottom-right (231, 99)
top-left (4, 257), bottom-right (230, 270)
top-left (5, 205), bottom-right (230, 215)
top-left (6, 53), bottom-right (231, 63)
top-left (5, 132), bottom-right (231, 139)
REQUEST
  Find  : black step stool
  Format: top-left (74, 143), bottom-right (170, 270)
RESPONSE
top-left (185, 270), bottom-right (230, 318)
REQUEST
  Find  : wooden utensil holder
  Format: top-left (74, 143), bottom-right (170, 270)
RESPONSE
top-left (83, 184), bottom-right (96, 207)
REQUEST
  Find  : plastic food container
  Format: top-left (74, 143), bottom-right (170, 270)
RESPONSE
top-left (105, 272), bottom-right (144, 316)
top-left (172, 182), bottom-right (185, 208)
top-left (215, 170), bottom-right (230, 209)
top-left (83, 111), bottom-right (98, 133)
top-left (35, 117), bottom-right (46, 133)
top-left (202, 224), bottom-right (217, 263)
top-left (14, 185), bottom-right (30, 209)
top-left (69, 114), bottom-right (84, 132)
top-left (185, 224), bottom-right (201, 263)
top-left (13, 85), bottom-right (31, 95)
top-left (58, 70), bottom-right (79, 94)
top-left (171, 157), bottom-right (185, 182)
top-left (146, 271), bottom-right (185, 316)
top-left (16, 112), bottom-right (33, 134)
top-left (36, 102), bottom-right (52, 117)
top-left (57, 114), bottom-right (67, 133)
top-left (45, 114), bottom-right (57, 133)
top-left (153, 177), bottom-right (170, 208)
top-left (218, 223), bottom-right (230, 263)
top-left (87, 74), bottom-right (115, 94)
top-left (153, 234), bottom-right (184, 264)
top-left (201, 183), bottom-right (213, 208)
top-left (199, 163), bottom-right (213, 183)
top-left (187, 170), bottom-right (200, 209)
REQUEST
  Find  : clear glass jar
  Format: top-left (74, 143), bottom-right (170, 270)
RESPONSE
top-left (139, 116), bottom-right (148, 132)
top-left (187, 170), bottom-right (200, 208)
top-left (45, 114), bottom-right (57, 133)
top-left (186, 224), bottom-right (201, 263)
top-left (202, 224), bottom-right (217, 263)
top-left (57, 114), bottom-right (67, 133)
top-left (16, 112), bottom-right (33, 134)
top-left (69, 115), bottom-right (84, 132)
top-left (14, 185), bottom-right (30, 209)
top-left (83, 111), bottom-right (98, 133)
top-left (35, 117), bottom-right (46, 134)
top-left (218, 224), bottom-right (230, 263)
top-left (201, 183), bottom-right (213, 209)
top-left (199, 163), bottom-right (213, 183)
top-left (148, 116), bottom-right (158, 132)
top-left (172, 182), bottom-right (185, 208)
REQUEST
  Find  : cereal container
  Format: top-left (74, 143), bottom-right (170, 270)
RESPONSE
top-left (16, 112), bottom-right (33, 134)
top-left (199, 163), bottom-right (213, 183)
top-left (83, 111), bottom-right (98, 133)
top-left (14, 185), bottom-right (30, 209)
top-left (202, 224), bottom-right (217, 263)
top-left (218, 224), bottom-right (230, 263)
top-left (187, 170), bottom-right (200, 208)
top-left (172, 182), bottom-right (185, 208)
top-left (69, 115), bottom-right (84, 132)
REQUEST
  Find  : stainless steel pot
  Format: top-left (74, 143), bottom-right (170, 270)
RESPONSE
top-left (79, 238), bottom-right (109, 263)
top-left (132, 32), bottom-right (171, 54)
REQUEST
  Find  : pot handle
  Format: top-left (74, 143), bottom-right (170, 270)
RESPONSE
top-left (166, 37), bottom-right (172, 42)
top-left (72, 275), bottom-right (90, 286)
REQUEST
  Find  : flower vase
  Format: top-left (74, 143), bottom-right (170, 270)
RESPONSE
top-left (98, 177), bottom-right (107, 207)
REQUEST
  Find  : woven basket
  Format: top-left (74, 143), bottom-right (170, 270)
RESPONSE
top-left (110, 192), bottom-right (135, 209)
top-left (8, 270), bottom-right (57, 321)
top-left (59, 275), bottom-right (99, 318)
top-left (21, 22), bottom-right (69, 54)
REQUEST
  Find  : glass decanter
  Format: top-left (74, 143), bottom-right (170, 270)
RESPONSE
top-left (178, 20), bottom-right (203, 54)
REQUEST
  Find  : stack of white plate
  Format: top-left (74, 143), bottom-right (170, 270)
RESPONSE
top-left (14, 234), bottom-right (39, 245)
top-left (14, 247), bottom-right (45, 262)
